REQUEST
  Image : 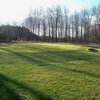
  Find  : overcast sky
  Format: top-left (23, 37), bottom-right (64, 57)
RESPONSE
top-left (0, 0), bottom-right (100, 25)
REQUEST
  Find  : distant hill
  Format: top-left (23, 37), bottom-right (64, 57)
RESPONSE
top-left (0, 25), bottom-right (37, 42)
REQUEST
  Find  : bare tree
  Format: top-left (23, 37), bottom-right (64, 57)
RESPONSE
top-left (74, 12), bottom-right (80, 42)
top-left (37, 10), bottom-right (42, 41)
top-left (70, 15), bottom-right (74, 42)
top-left (22, 4), bottom-right (100, 43)
top-left (48, 8), bottom-right (55, 42)
top-left (64, 7), bottom-right (68, 42)
top-left (47, 8), bottom-right (52, 42)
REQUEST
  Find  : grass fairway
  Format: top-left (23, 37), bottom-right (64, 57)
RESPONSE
top-left (0, 42), bottom-right (100, 100)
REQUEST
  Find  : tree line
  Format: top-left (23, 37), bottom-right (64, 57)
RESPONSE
top-left (0, 4), bottom-right (100, 43)
top-left (22, 4), bottom-right (100, 43)
top-left (0, 25), bottom-right (37, 42)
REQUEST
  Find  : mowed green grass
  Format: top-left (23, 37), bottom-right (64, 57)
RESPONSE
top-left (0, 42), bottom-right (100, 100)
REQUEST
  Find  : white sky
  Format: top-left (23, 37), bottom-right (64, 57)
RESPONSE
top-left (0, 0), bottom-right (100, 25)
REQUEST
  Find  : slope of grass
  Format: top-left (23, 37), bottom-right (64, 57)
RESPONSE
top-left (0, 42), bottom-right (100, 100)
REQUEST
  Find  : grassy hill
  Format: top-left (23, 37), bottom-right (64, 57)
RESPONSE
top-left (0, 42), bottom-right (100, 100)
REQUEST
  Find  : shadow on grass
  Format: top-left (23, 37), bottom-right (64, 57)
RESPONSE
top-left (0, 75), bottom-right (22, 100)
top-left (7, 43), bottom-right (100, 62)
top-left (1, 48), bottom-right (100, 79)
top-left (0, 74), bottom-right (51, 100)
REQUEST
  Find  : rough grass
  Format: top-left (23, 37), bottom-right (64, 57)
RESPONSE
top-left (0, 42), bottom-right (100, 100)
